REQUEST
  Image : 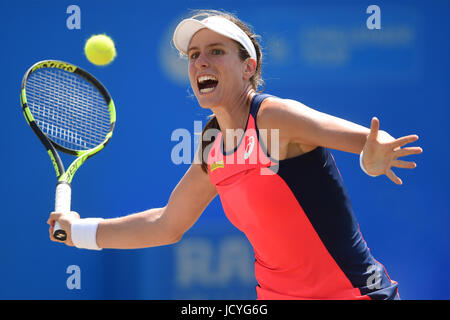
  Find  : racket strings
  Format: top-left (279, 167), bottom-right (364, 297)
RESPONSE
top-left (25, 68), bottom-right (111, 151)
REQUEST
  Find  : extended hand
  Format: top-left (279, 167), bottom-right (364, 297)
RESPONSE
top-left (362, 117), bottom-right (423, 185)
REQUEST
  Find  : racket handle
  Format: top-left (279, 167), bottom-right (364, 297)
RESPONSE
top-left (54, 182), bottom-right (72, 241)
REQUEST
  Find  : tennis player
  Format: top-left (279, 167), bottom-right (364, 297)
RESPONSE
top-left (48, 10), bottom-right (422, 300)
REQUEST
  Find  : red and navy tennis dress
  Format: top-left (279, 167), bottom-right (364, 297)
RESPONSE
top-left (207, 93), bottom-right (399, 300)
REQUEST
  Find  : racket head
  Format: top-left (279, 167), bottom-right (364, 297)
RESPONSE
top-left (20, 60), bottom-right (116, 157)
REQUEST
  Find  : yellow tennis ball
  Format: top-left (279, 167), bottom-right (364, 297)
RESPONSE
top-left (84, 34), bottom-right (116, 66)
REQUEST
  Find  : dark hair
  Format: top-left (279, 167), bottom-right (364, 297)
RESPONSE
top-left (185, 9), bottom-right (264, 173)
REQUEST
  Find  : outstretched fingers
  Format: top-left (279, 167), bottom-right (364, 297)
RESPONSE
top-left (394, 146), bottom-right (423, 158)
top-left (387, 143), bottom-right (422, 185)
top-left (391, 134), bottom-right (419, 149)
top-left (367, 117), bottom-right (380, 141)
top-left (386, 168), bottom-right (403, 185)
top-left (392, 159), bottom-right (417, 169)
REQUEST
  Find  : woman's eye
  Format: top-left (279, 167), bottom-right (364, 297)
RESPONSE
top-left (211, 49), bottom-right (223, 55)
top-left (189, 49), bottom-right (223, 60)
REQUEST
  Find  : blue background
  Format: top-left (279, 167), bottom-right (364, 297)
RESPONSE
top-left (0, 0), bottom-right (448, 299)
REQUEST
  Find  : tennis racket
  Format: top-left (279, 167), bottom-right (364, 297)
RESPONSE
top-left (20, 60), bottom-right (116, 241)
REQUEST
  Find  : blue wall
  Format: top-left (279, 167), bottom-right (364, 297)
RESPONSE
top-left (0, 0), bottom-right (448, 299)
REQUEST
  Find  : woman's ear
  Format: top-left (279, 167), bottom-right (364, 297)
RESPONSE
top-left (243, 58), bottom-right (257, 81)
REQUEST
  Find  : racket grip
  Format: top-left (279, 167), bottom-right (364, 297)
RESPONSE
top-left (54, 182), bottom-right (72, 241)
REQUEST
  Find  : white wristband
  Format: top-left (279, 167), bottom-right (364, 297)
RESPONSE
top-left (71, 218), bottom-right (104, 250)
top-left (360, 151), bottom-right (378, 177)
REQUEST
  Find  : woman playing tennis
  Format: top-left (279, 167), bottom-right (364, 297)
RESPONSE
top-left (48, 10), bottom-right (422, 300)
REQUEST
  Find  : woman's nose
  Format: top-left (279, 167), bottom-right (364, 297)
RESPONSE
top-left (195, 52), bottom-right (209, 68)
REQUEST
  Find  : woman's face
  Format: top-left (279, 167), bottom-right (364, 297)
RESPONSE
top-left (187, 28), bottom-right (251, 109)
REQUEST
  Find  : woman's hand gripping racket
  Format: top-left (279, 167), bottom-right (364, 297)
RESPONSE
top-left (20, 60), bottom-right (116, 241)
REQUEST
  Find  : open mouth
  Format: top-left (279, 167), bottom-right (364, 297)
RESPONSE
top-left (197, 75), bottom-right (219, 94)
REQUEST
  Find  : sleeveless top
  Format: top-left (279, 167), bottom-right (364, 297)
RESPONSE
top-left (207, 93), bottom-right (399, 300)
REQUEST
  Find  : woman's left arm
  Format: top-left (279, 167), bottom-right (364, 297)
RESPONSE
top-left (258, 98), bottom-right (423, 184)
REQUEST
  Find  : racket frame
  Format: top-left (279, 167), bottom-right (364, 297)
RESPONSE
top-left (20, 60), bottom-right (116, 240)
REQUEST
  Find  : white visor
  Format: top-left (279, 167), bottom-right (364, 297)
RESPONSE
top-left (173, 16), bottom-right (257, 62)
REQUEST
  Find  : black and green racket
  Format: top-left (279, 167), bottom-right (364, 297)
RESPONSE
top-left (20, 60), bottom-right (116, 241)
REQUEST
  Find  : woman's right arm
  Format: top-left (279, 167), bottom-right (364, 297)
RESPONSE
top-left (98, 162), bottom-right (217, 249)
top-left (48, 160), bottom-right (217, 249)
